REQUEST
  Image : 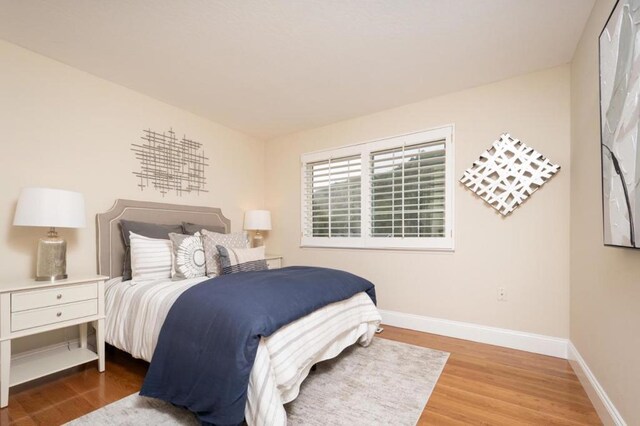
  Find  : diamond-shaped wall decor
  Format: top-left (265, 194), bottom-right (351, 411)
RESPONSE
top-left (460, 133), bottom-right (560, 216)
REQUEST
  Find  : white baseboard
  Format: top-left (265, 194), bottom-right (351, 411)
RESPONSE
top-left (567, 342), bottom-right (626, 426)
top-left (378, 309), bottom-right (568, 359)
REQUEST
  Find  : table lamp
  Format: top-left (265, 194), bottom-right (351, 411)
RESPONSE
top-left (13, 187), bottom-right (86, 281)
top-left (244, 210), bottom-right (271, 247)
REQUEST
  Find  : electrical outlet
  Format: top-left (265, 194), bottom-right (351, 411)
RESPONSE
top-left (497, 287), bottom-right (507, 301)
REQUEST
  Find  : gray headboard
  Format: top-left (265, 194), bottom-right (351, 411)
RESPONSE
top-left (96, 199), bottom-right (231, 278)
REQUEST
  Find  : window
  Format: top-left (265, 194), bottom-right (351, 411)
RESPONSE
top-left (305, 155), bottom-right (362, 238)
top-left (301, 126), bottom-right (454, 250)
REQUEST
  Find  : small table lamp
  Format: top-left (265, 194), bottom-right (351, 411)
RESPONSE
top-left (244, 210), bottom-right (272, 247)
top-left (13, 187), bottom-right (86, 281)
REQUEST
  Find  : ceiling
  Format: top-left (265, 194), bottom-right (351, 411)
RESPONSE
top-left (0, 0), bottom-right (594, 139)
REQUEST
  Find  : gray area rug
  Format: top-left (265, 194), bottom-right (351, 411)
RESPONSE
top-left (67, 337), bottom-right (449, 426)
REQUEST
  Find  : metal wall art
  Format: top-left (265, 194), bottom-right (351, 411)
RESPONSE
top-left (600, 0), bottom-right (640, 248)
top-left (460, 133), bottom-right (560, 216)
top-left (132, 128), bottom-right (209, 197)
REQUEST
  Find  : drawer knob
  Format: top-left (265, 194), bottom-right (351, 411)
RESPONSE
top-left (56, 294), bottom-right (62, 300)
top-left (56, 312), bottom-right (62, 317)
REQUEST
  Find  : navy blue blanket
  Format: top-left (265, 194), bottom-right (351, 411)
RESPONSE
top-left (140, 266), bottom-right (376, 425)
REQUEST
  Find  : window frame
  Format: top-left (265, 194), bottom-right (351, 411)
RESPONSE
top-left (300, 125), bottom-right (455, 251)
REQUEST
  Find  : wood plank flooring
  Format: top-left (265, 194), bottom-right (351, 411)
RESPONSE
top-left (1, 325), bottom-right (601, 425)
top-left (379, 326), bottom-right (601, 425)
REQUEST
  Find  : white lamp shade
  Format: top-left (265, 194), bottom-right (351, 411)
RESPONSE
top-left (13, 187), bottom-right (86, 228)
top-left (244, 210), bottom-right (272, 231)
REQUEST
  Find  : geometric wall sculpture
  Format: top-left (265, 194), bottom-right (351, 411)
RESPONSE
top-left (132, 128), bottom-right (209, 197)
top-left (600, 0), bottom-right (640, 248)
top-left (460, 133), bottom-right (560, 216)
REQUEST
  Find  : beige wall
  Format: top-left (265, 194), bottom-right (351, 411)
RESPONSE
top-left (570, 0), bottom-right (640, 423)
top-left (0, 40), bottom-right (266, 279)
top-left (0, 40), bottom-right (265, 350)
top-left (265, 66), bottom-right (571, 338)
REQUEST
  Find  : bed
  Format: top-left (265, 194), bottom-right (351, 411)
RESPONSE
top-left (96, 199), bottom-right (381, 425)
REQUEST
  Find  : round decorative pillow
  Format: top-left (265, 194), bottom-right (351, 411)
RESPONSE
top-left (169, 233), bottom-right (206, 279)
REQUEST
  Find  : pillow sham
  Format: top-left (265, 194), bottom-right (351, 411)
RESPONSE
top-left (216, 245), bottom-right (268, 275)
top-left (129, 232), bottom-right (173, 282)
top-left (201, 230), bottom-right (250, 277)
top-left (120, 220), bottom-right (183, 281)
top-left (182, 222), bottom-right (226, 236)
top-left (169, 232), bottom-right (206, 279)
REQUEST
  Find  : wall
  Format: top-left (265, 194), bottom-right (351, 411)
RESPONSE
top-left (265, 66), bottom-right (571, 338)
top-left (0, 40), bottom-right (265, 351)
top-left (570, 0), bottom-right (640, 423)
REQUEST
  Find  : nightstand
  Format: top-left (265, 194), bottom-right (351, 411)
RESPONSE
top-left (265, 255), bottom-right (283, 269)
top-left (0, 275), bottom-right (107, 407)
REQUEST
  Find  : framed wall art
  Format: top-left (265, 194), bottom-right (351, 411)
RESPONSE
top-left (600, 0), bottom-right (640, 248)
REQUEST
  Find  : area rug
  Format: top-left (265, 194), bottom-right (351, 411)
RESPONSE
top-left (67, 337), bottom-right (449, 426)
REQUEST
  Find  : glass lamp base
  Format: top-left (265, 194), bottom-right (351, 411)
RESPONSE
top-left (36, 274), bottom-right (68, 282)
top-left (36, 229), bottom-right (67, 281)
top-left (252, 232), bottom-right (264, 248)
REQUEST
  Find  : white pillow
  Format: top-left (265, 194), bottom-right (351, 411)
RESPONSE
top-left (129, 232), bottom-right (173, 283)
top-left (216, 245), bottom-right (268, 275)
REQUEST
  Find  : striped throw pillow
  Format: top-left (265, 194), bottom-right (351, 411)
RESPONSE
top-left (216, 245), bottom-right (268, 275)
top-left (129, 232), bottom-right (173, 283)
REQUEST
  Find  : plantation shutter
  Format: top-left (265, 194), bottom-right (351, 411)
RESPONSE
top-left (369, 140), bottom-right (446, 238)
top-left (303, 155), bottom-right (362, 238)
top-left (301, 126), bottom-right (453, 250)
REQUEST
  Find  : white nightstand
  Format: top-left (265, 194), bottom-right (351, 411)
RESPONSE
top-left (265, 255), bottom-right (283, 269)
top-left (0, 275), bottom-right (107, 407)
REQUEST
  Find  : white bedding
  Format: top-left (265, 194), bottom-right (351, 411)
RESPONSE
top-left (104, 276), bottom-right (381, 425)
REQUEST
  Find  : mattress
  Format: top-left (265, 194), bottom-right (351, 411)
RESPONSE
top-left (104, 276), bottom-right (381, 425)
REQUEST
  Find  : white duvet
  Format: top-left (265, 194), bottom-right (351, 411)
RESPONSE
top-left (104, 276), bottom-right (381, 425)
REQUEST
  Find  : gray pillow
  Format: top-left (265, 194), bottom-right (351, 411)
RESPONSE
top-left (120, 220), bottom-right (183, 281)
top-left (201, 230), bottom-right (249, 277)
top-left (182, 222), bottom-right (226, 235)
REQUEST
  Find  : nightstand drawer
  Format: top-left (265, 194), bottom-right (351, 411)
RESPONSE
top-left (11, 300), bottom-right (98, 332)
top-left (11, 283), bottom-right (97, 313)
top-left (265, 256), bottom-right (282, 269)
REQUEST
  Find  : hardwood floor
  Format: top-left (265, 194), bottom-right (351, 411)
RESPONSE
top-left (1, 326), bottom-right (601, 425)
top-left (1, 347), bottom-right (147, 426)
top-left (379, 326), bottom-right (601, 425)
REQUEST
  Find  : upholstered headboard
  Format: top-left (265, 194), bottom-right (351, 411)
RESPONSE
top-left (96, 199), bottom-right (231, 278)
